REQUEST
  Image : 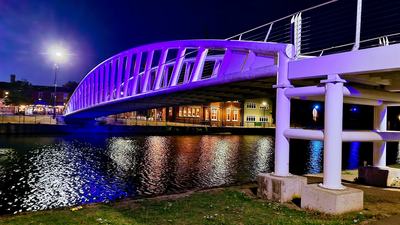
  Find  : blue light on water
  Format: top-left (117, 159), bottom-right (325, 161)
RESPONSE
top-left (306, 140), bottom-right (323, 174)
top-left (348, 142), bottom-right (360, 169)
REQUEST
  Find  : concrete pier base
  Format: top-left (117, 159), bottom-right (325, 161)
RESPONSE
top-left (257, 173), bottom-right (307, 202)
top-left (301, 184), bottom-right (363, 214)
top-left (358, 166), bottom-right (400, 187)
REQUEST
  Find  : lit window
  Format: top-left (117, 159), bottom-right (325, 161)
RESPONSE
top-left (211, 108), bottom-right (218, 120)
top-left (183, 107), bottom-right (187, 117)
top-left (188, 107), bottom-right (192, 117)
top-left (196, 108), bottom-right (200, 117)
top-left (227, 108), bottom-right (231, 121)
top-left (260, 103), bottom-right (269, 110)
top-left (38, 92), bottom-right (44, 101)
top-left (169, 107), bottom-right (173, 116)
top-left (233, 110), bottom-right (238, 121)
top-left (205, 109), bottom-right (209, 120)
top-left (179, 107), bottom-right (182, 116)
top-left (246, 115), bottom-right (255, 122)
top-left (260, 116), bottom-right (268, 122)
top-left (246, 102), bottom-right (256, 109)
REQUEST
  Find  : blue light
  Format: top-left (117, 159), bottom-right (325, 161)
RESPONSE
top-left (353, 108), bottom-right (357, 111)
top-left (314, 105), bottom-right (319, 109)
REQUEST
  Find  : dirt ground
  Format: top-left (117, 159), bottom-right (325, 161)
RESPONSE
top-left (305, 170), bottom-right (400, 224)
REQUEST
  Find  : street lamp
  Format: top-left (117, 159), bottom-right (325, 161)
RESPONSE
top-left (50, 45), bottom-right (66, 119)
top-left (53, 61), bottom-right (59, 119)
top-left (262, 102), bottom-right (267, 128)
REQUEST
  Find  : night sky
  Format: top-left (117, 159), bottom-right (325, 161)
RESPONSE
top-left (0, 0), bottom-right (346, 86)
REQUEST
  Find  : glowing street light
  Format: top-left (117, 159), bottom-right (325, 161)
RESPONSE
top-left (49, 45), bottom-right (66, 119)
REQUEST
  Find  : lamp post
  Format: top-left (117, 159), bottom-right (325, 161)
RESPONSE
top-left (53, 60), bottom-right (58, 119)
top-left (50, 50), bottom-right (63, 119)
top-left (263, 102), bottom-right (267, 128)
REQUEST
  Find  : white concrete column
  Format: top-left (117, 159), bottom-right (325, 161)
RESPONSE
top-left (273, 52), bottom-right (292, 176)
top-left (321, 74), bottom-right (346, 189)
top-left (373, 104), bottom-right (387, 167)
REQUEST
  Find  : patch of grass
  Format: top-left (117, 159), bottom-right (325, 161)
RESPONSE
top-left (342, 171), bottom-right (357, 175)
top-left (388, 164), bottom-right (400, 169)
top-left (364, 195), bottom-right (383, 204)
top-left (0, 189), bottom-right (375, 225)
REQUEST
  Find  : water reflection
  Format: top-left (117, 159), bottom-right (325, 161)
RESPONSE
top-left (348, 142), bottom-right (360, 169)
top-left (197, 136), bottom-right (240, 187)
top-left (141, 136), bottom-right (170, 195)
top-left (305, 141), bottom-right (323, 174)
top-left (248, 137), bottom-right (274, 178)
top-left (0, 134), bottom-right (367, 215)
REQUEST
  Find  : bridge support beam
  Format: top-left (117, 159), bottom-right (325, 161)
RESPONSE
top-left (358, 104), bottom-right (400, 187)
top-left (301, 74), bottom-right (363, 214)
top-left (258, 51), bottom-right (307, 203)
top-left (373, 104), bottom-right (387, 168)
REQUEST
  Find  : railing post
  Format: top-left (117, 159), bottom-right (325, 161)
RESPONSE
top-left (352, 0), bottom-right (363, 51)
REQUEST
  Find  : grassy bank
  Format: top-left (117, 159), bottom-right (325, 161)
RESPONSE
top-left (0, 187), bottom-right (373, 225)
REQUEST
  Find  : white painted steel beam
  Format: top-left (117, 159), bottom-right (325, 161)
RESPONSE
top-left (373, 104), bottom-right (387, 167)
top-left (321, 74), bottom-right (345, 190)
top-left (153, 49), bottom-right (168, 90)
top-left (289, 44), bottom-right (400, 80)
top-left (123, 54), bottom-right (132, 97)
top-left (273, 52), bottom-right (291, 177)
top-left (131, 53), bottom-right (142, 95)
top-left (284, 85), bottom-right (325, 98)
top-left (284, 129), bottom-right (400, 142)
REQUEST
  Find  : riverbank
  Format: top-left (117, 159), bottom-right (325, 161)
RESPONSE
top-left (2, 170), bottom-right (400, 224)
top-left (0, 123), bottom-right (275, 135)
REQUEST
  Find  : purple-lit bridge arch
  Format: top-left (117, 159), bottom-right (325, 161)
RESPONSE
top-left (64, 38), bottom-right (400, 214)
top-left (64, 40), bottom-right (293, 119)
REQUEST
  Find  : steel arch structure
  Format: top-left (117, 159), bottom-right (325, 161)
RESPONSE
top-left (64, 40), bottom-right (293, 119)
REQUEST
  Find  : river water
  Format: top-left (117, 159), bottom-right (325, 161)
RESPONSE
top-left (0, 134), bottom-right (399, 215)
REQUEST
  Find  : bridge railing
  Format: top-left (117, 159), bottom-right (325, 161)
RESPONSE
top-left (225, 0), bottom-right (400, 57)
top-left (64, 40), bottom-right (291, 116)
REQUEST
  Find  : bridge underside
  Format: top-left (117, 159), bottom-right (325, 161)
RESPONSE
top-left (65, 66), bottom-right (278, 119)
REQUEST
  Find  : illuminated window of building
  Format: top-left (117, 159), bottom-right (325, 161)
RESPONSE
top-left (188, 107), bottom-right (192, 117)
top-left (211, 108), bottom-right (218, 120)
top-left (183, 107), bottom-right (187, 117)
top-left (233, 100), bottom-right (239, 103)
top-left (260, 103), bottom-right (269, 110)
top-left (169, 107), bottom-right (173, 116)
top-left (260, 116), bottom-right (268, 122)
top-left (205, 109), bottom-right (209, 120)
top-left (233, 110), bottom-right (238, 121)
top-left (196, 108), bottom-right (200, 117)
top-left (38, 92), bottom-right (44, 101)
top-left (63, 93), bottom-right (68, 100)
top-left (246, 115), bottom-right (255, 122)
top-left (227, 108), bottom-right (231, 121)
top-left (179, 107), bottom-right (182, 116)
top-left (246, 102), bottom-right (256, 109)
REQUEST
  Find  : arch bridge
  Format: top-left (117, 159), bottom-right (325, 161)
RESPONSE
top-left (64, 1), bottom-right (400, 214)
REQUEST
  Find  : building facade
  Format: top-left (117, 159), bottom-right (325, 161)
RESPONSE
top-left (243, 98), bottom-right (274, 127)
top-left (0, 75), bottom-right (74, 115)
